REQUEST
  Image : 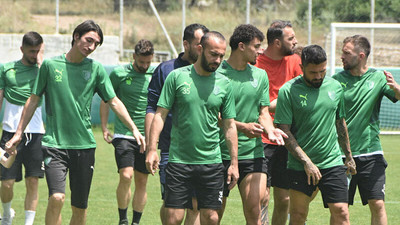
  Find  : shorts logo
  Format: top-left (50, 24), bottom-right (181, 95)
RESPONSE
top-left (44, 156), bottom-right (52, 166)
top-left (299, 94), bottom-right (308, 107)
top-left (250, 78), bottom-right (258, 88)
top-left (218, 191), bottom-right (223, 203)
top-left (182, 81), bottom-right (192, 95)
top-left (41, 161), bottom-right (45, 171)
top-left (54, 69), bottom-right (63, 82)
top-left (328, 91), bottom-right (336, 101)
top-left (382, 184), bottom-right (385, 195)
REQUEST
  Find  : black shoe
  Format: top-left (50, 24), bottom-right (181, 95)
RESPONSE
top-left (119, 219), bottom-right (129, 225)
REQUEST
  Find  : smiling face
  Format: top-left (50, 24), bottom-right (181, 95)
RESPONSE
top-left (74, 31), bottom-right (101, 57)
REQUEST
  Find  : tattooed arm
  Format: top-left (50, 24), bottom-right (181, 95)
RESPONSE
top-left (335, 118), bottom-right (356, 175)
top-left (277, 124), bottom-right (322, 185)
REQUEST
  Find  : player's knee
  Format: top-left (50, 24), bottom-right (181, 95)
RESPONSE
top-left (26, 177), bottom-right (39, 188)
top-left (201, 211), bottom-right (219, 225)
top-left (50, 193), bottom-right (65, 204)
top-left (1, 180), bottom-right (15, 190)
top-left (369, 200), bottom-right (386, 215)
top-left (119, 171), bottom-right (133, 183)
top-left (275, 195), bottom-right (290, 209)
top-left (330, 204), bottom-right (349, 220)
top-left (290, 209), bottom-right (307, 224)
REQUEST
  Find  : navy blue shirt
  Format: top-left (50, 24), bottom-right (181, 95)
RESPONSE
top-left (146, 52), bottom-right (191, 152)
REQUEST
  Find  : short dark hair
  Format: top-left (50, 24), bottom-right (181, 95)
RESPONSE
top-left (343, 35), bottom-right (371, 58)
top-left (134, 39), bottom-right (154, 56)
top-left (183, 23), bottom-right (209, 43)
top-left (71, 20), bottom-right (103, 47)
top-left (200, 31), bottom-right (225, 49)
top-left (229, 24), bottom-right (264, 51)
top-left (301, 45), bottom-right (327, 67)
top-left (267, 20), bottom-right (292, 45)
top-left (22, 31), bottom-right (43, 47)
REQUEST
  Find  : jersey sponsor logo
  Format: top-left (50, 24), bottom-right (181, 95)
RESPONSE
top-left (213, 85), bottom-right (220, 95)
top-left (299, 93), bottom-right (308, 107)
top-left (367, 80), bottom-right (375, 90)
top-left (328, 91), bottom-right (336, 101)
top-left (126, 77), bottom-right (132, 85)
top-left (340, 82), bottom-right (348, 88)
top-left (182, 81), bottom-right (192, 95)
top-left (54, 69), bottom-right (63, 82)
top-left (250, 78), bottom-right (258, 88)
top-left (82, 70), bottom-right (91, 81)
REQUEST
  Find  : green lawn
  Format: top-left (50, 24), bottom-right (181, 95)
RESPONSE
top-left (9, 131), bottom-right (400, 224)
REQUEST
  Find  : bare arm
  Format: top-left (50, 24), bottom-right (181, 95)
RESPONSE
top-left (335, 118), bottom-right (356, 175)
top-left (107, 97), bottom-right (145, 151)
top-left (268, 99), bottom-right (277, 113)
top-left (5, 94), bottom-right (40, 154)
top-left (384, 71), bottom-right (400, 100)
top-left (258, 106), bottom-right (287, 145)
top-left (100, 100), bottom-right (113, 143)
top-left (277, 123), bottom-right (322, 185)
top-left (0, 90), bottom-right (4, 113)
top-left (222, 118), bottom-right (239, 190)
top-left (146, 107), bottom-right (169, 175)
top-left (144, 112), bottom-right (155, 146)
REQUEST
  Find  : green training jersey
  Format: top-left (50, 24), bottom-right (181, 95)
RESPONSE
top-left (333, 69), bottom-right (397, 156)
top-left (217, 61), bottom-right (269, 160)
top-left (0, 60), bottom-right (39, 105)
top-left (157, 65), bottom-right (236, 164)
top-left (274, 76), bottom-right (345, 171)
top-left (33, 54), bottom-right (116, 149)
top-left (110, 64), bottom-right (155, 137)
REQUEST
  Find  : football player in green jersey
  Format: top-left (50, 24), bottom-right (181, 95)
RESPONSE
top-left (334, 35), bottom-right (400, 225)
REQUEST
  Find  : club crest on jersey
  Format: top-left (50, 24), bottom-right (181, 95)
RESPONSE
top-left (367, 81), bottom-right (375, 90)
top-left (182, 81), bottom-right (192, 95)
top-left (7, 69), bottom-right (16, 77)
top-left (340, 82), bottom-right (348, 88)
top-left (299, 93), bottom-right (308, 107)
top-left (126, 77), bottom-right (132, 85)
top-left (328, 91), bottom-right (336, 101)
top-left (213, 86), bottom-right (220, 95)
top-left (54, 69), bottom-right (63, 82)
top-left (82, 70), bottom-right (91, 81)
top-left (250, 78), bottom-right (258, 88)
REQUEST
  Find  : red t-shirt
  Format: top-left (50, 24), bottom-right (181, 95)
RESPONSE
top-left (255, 53), bottom-right (302, 144)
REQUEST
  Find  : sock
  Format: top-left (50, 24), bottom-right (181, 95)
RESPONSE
top-left (132, 210), bottom-right (143, 224)
top-left (119, 208), bottom-right (128, 221)
top-left (2, 201), bottom-right (12, 217)
top-left (25, 210), bottom-right (36, 225)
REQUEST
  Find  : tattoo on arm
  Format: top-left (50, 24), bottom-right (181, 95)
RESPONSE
top-left (277, 124), bottom-right (310, 165)
top-left (336, 118), bottom-right (352, 157)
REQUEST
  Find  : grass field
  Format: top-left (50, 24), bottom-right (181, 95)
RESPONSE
top-left (8, 129), bottom-right (400, 224)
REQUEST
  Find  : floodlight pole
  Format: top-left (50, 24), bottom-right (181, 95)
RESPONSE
top-left (148, 0), bottom-right (178, 58)
top-left (370, 0), bottom-right (375, 66)
top-left (55, 0), bottom-right (59, 34)
top-left (308, 0), bottom-right (312, 45)
top-left (246, 0), bottom-right (250, 24)
top-left (120, 0), bottom-right (124, 58)
top-left (182, 0), bottom-right (186, 52)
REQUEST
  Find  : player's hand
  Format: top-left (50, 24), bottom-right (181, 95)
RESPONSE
top-left (344, 156), bottom-right (357, 175)
top-left (227, 163), bottom-right (239, 190)
top-left (304, 160), bottom-right (322, 185)
top-left (102, 128), bottom-right (113, 144)
top-left (132, 129), bottom-right (146, 153)
top-left (145, 149), bottom-right (159, 175)
top-left (5, 134), bottom-right (22, 155)
top-left (241, 123), bottom-right (264, 138)
top-left (267, 128), bottom-right (288, 146)
top-left (384, 71), bottom-right (400, 91)
top-left (37, 44), bottom-right (45, 68)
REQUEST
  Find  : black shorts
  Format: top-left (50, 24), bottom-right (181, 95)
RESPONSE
top-left (0, 131), bottom-right (44, 182)
top-left (43, 147), bottom-right (95, 209)
top-left (348, 155), bottom-right (387, 205)
top-left (264, 143), bottom-right (289, 188)
top-left (112, 138), bottom-right (149, 174)
top-left (288, 165), bottom-right (348, 208)
top-left (165, 162), bottom-right (224, 210)
top-left (222, 158), bottom-right (267, 197)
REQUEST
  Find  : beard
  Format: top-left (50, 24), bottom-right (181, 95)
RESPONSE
top-left (281, 44), bottom-right (294, 56)
top-left (188, 47), bottom-right (199, 63)
top-left (304, 75), bottom-right (323, 88)
top-left (200, 52), bottom-right (220, 72)
top-left (134, 62), bottom-right (148, 73)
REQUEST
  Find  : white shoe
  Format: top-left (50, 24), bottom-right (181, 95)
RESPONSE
top-left (1, 208), bottom-right (15, 225)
